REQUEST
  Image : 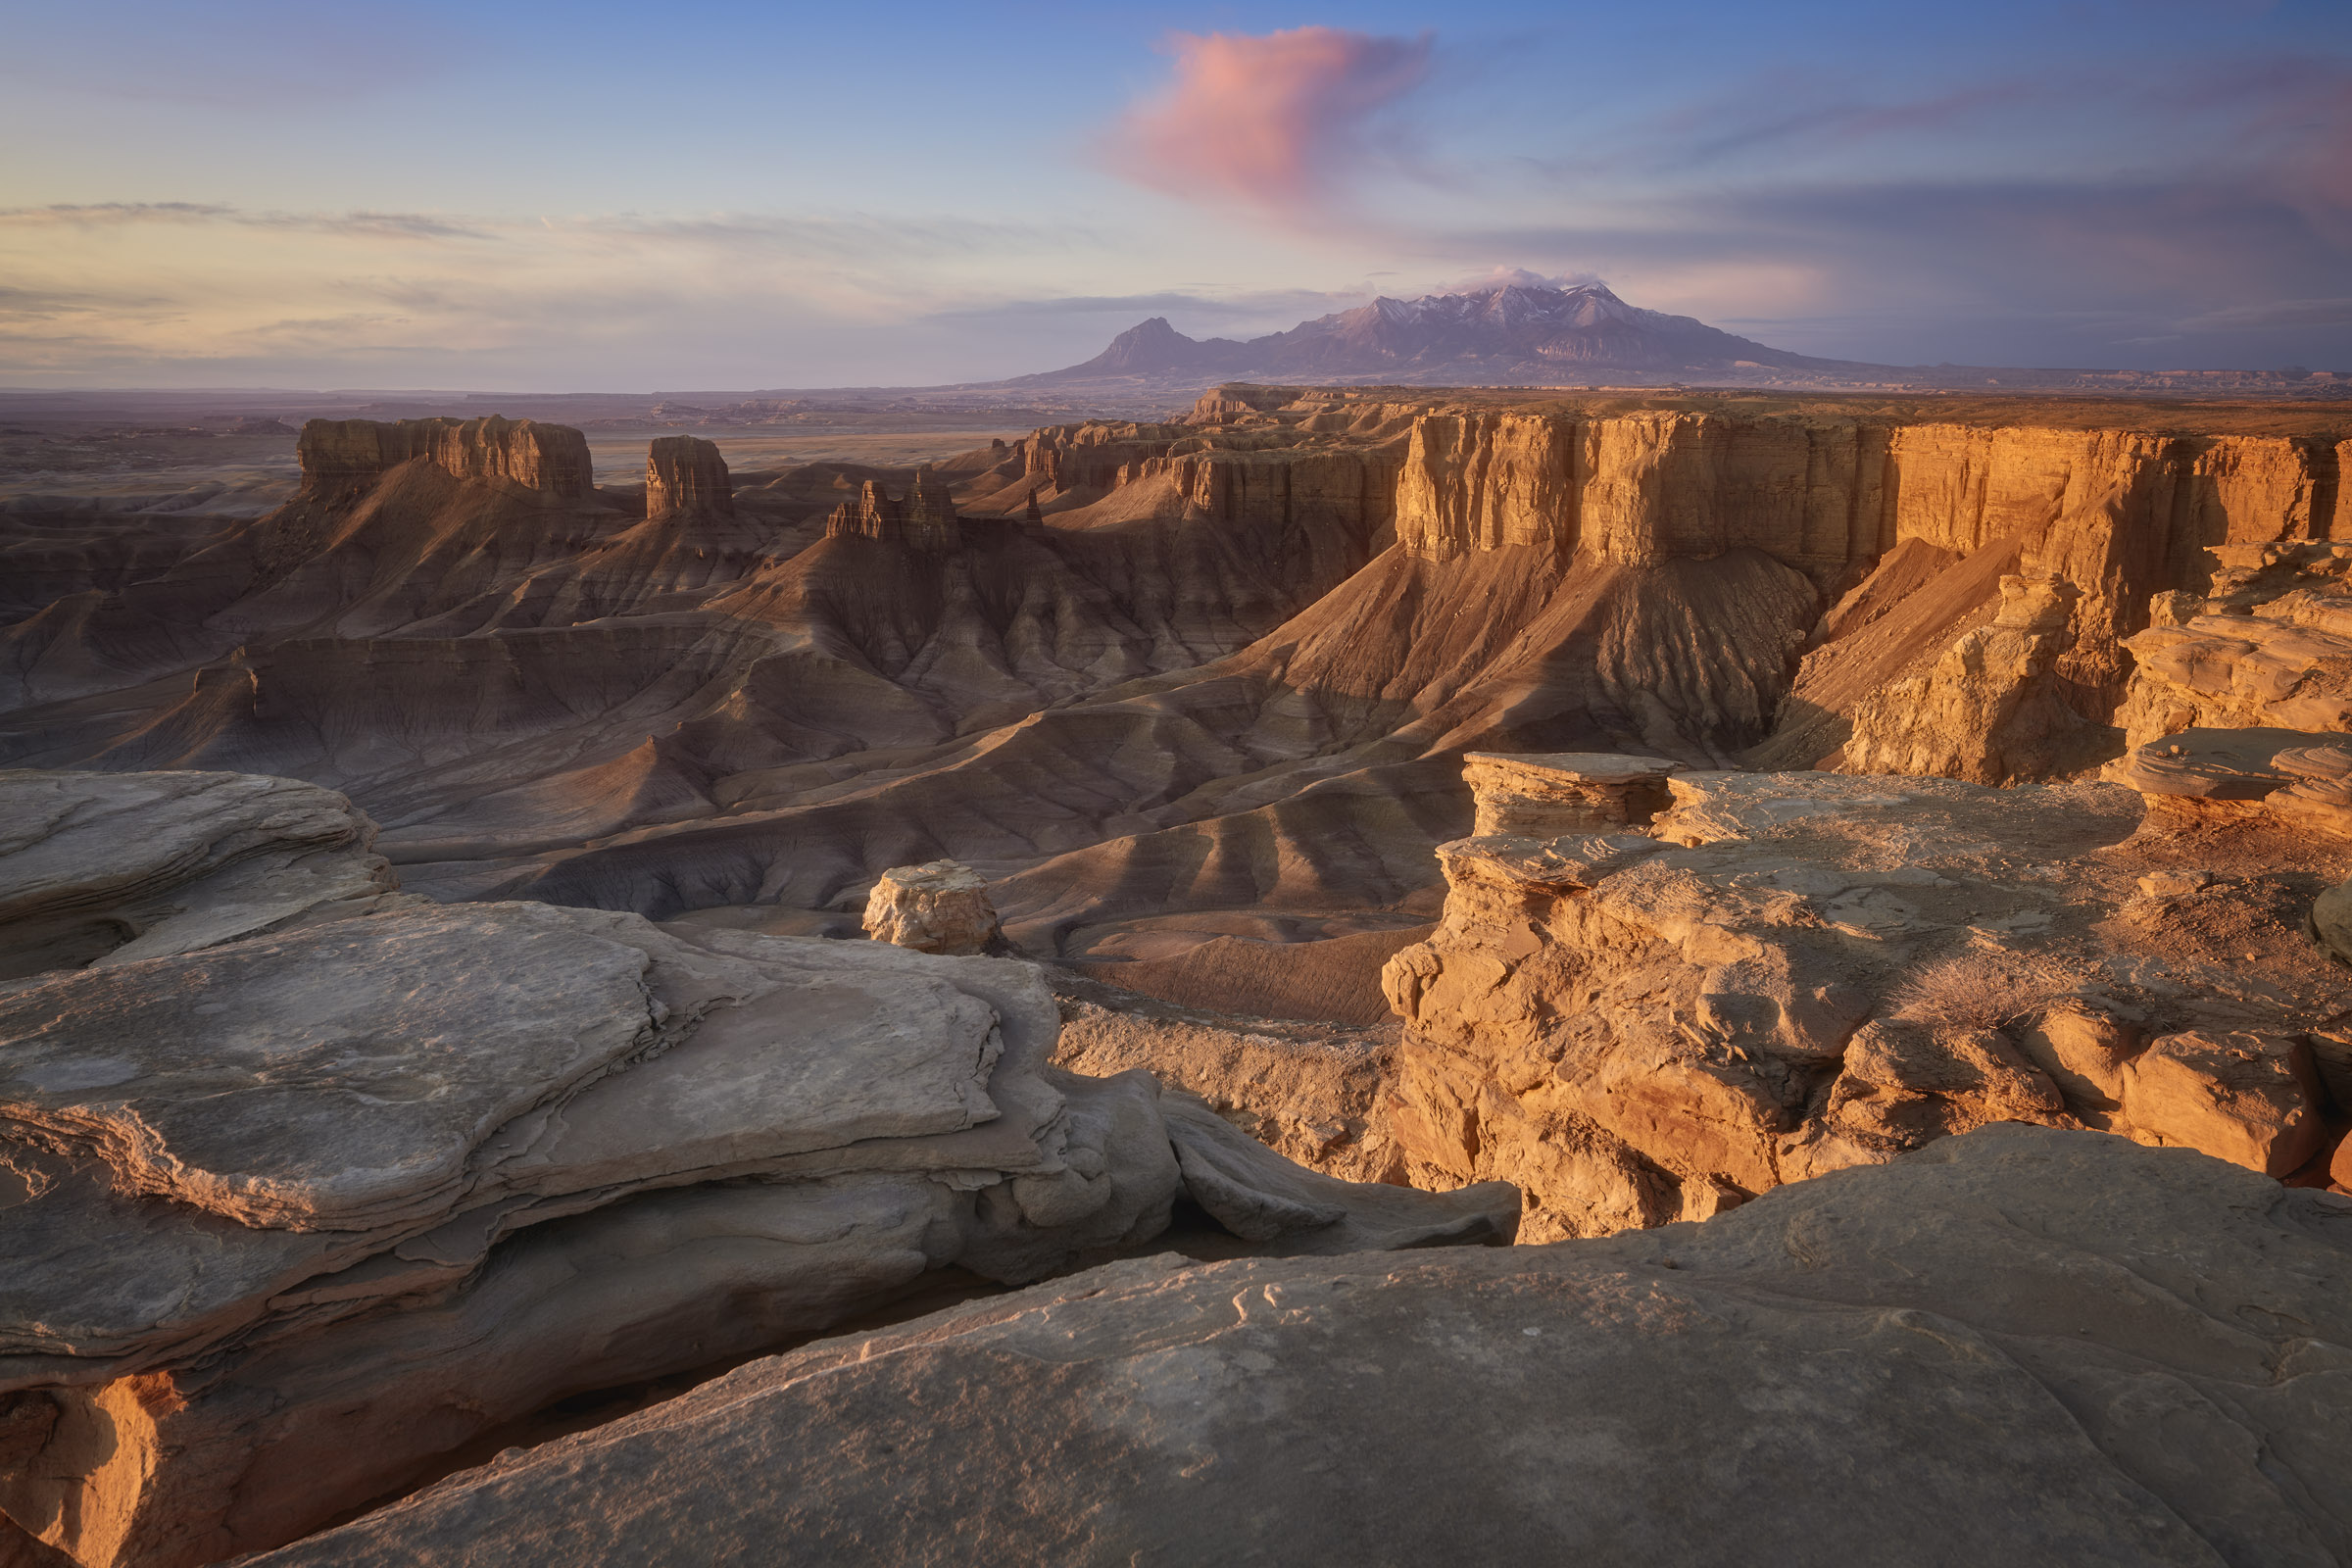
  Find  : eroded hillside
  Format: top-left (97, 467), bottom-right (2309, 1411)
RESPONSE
top-left (2, 387), bottom-right (2343, 1020)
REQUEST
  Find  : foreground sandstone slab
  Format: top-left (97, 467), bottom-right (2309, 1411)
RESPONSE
top-left (0, 770), bottom-right (1514, 1568)
top-left (250, 1128), bottom-right (2352, 1568)
top-left (0, 769), bottom-right (395, 979)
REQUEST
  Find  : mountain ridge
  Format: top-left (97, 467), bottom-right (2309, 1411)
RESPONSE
top-left (1017, 282), bottom-right (1871, 390)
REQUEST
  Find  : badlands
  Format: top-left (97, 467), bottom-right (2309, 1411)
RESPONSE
top-left (3, 381), bottom-right (2352, 1562)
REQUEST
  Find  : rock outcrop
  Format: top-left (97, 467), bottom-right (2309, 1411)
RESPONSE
top-left (862, 859), bottom-right (1001, 956)
top-left (1383, 755), bottom-right (2349, 1240)
top-left (6, 389), bottom-right (2345, 1004)
top-left (0, 769), bottom-right (396, 980)
top-left (0, 770), bottom-right (1515, 1568)
top-left (1461, 751), bottom-right (1677, 836)
top-left (1842, 573), bottom-right (2111, 782)
top-left (294, 417), bottom-right (592, 500)
top-left (644, 436), bottom-right (734, 522)
top-left (2118, 543), bottom-right (2352, 747)
top-left (2102, 726), bottom-right (2312, 833)
top-left (1048, 972), bottom-right (1408, 1186)
top-left (246, 1127), bottom-right (2352, 1568)
top-left (2087, 545), bottom-right (2352, 843)
top-left (822, 470), bottom-right (957, 550)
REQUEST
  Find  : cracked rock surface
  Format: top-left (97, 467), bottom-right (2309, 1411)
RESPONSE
top-left (0, 769), bottom-right (1515, 1568)
top-left (247, 1127), bottom-right (2352, 1568)
top-left (1386, 764), bottom-right (2352, 1240)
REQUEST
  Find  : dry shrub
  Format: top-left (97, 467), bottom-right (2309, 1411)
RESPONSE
top-left (1886, 951), bottom-right (2084, 1033)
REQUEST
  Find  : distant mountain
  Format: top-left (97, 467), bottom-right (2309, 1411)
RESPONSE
top-left (1020, 282), bottom-right (1870, 389)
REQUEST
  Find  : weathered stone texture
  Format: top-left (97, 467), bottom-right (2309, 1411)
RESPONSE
top-left (862, 859), bottom-right (1002, 956)
top-left (247, 1128), bottom-right (2352, 1568)
top-left (1384, 757), bottom-right (2349, 1240)
top-left (295, 417), bottom-right (593, 499)
top-left (644, 436), bottom-right (734, 522)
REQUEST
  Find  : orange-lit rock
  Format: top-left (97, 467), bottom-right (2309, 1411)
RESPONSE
top-left (1384, 755), bottom-right (2352, 1239)
top-left (862, 859), bottom-right (1002, 956)
top-left (645, 436), bottom-right (734, 522)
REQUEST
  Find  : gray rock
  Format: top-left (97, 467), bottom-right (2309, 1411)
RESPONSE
top-left (0, 769), bottom-right (393, 979)
top-left (0, 768), bottom-right (1519, 1567)
top-left (246, 1127), bottom-right (2352, 1568)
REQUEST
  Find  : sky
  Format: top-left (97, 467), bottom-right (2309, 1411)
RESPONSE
top-left (1, 0), bottom-right (2346, 388)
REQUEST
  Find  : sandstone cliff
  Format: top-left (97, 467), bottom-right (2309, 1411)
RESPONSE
top-left (295, 416), bottom-right (593, 500)
top-left (1371, 403), bottom-right (2344, 776)
top-left (4, 389), bottom-right (2344, 1011)
top-left (1380, 756), bottom-right (2348, 1240)
top-left (822, 471), bottom-right (959, 551)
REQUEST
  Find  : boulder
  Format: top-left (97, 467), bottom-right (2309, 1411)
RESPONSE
top-left (2013, 1000), bottom-right (2140, 1111)
top-left (2313, 874), bottom-right (2352, 966)
top-left (246, 1128), bottom-right (2352, 1568)
top-left (2117, 1030), bottom-right (2327, 1177)
top-left (1461, 752), bottom-right (1678, 837)
top-left (863, 860), bottom-right (1002, 956)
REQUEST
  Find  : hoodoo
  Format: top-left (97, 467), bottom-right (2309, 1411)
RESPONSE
top-left (645, 435), bottom-right (735, 521)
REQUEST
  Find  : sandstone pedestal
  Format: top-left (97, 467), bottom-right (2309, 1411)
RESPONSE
top-left (862, 860), bottom-right (1002, 956)
top-left (1461, 752), bottom-right (1679, 838)
top-left (2269, 742), bottom-right (2352, 840)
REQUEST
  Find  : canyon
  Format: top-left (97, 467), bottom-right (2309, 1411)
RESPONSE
top-left (5, 379), bottom-right (2352, 1564)
top-left (6, 386), bottom-right (2342, 978)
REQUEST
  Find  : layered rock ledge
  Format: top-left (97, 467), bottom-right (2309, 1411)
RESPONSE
top-left (1384, 755), bottom-right (2351, 1240)
top-left (0, 769), bottom-right (1514, 1568)
top-left (294, 416), bottom-right (593, 500)
top-left (248, 1127), bottom-right (2352, 1568)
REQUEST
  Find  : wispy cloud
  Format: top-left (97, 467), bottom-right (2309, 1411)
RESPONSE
top-left (921, 286), bottom-right (1367, 336)
top-left (2174, 297), bottom-right (2352, 332)
top-left (0, 203), bottom-right (494, 242)
top-left (1105, 27), bottom-right (1433, 213)
top-left (0, 199), bottom-right (1131, 387)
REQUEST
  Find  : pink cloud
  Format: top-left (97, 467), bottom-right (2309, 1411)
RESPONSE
top-left (1108, 27), bottom-right (1433, 211)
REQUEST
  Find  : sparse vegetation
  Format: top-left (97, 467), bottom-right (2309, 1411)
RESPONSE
top-left (1887, 951), bottom-right (2086, 1032)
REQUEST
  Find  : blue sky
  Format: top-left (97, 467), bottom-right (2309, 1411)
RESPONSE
top-left (1, 0), bottom-right (2345, 387)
